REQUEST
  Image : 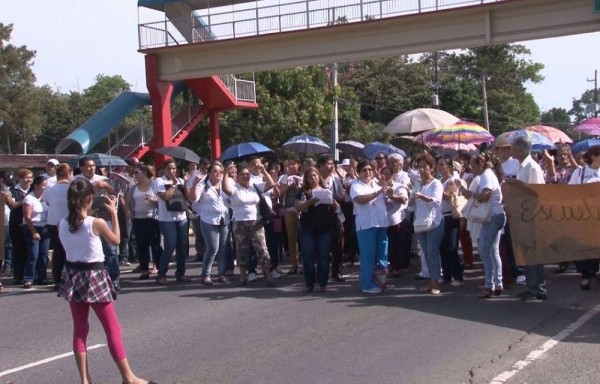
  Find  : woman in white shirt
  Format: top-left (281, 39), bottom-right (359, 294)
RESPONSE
top-left (223, 163), bottom-right (276, 286)
top-left (154, 159), bottom-right (191, 285)
top-left (409, 153), bottom-right (444, 296)
top-left (568, 145), bottom-right (600, 290)
top-left (124, 164), bottom-right (160, 280)
top-left (22, 175), bottom-right (50, 288)
top-left (380, 166), bottom-right (409, 280)
top-left (189, 161), bottom-right (230, 285)
top-left (350, 160), bottom-right (391, 294)
top-left (460, 152), bottom-right (506, 298)
top-left (44, 163), bottom-right (73, 289)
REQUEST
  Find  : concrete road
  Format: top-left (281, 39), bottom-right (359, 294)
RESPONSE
top-left (1, 257), bottom-right (599, 384)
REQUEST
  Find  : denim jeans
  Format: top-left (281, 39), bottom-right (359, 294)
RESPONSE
top-left (199, 219), bottom-right (229, 277)
top-left (102, 221), bottom-right (120, 284)
top-left (416, 218), bottom-right (445, 281)
top-left (299, 226), bottom-right (333, 289)
top-left (132, 218), bottom-right (161, 272)
top-left (191, 216), bottom-right (206, 259)
top-left (525, 265), bottom-right (546, 296)
top-left (478, 212), bottom-right (506, 290)
top-left (356, 227), bottom-right (388, 291)
top-left (158, 219), bottom-right (189, 278)
top-left (23, 225), bottom-right (50, 283)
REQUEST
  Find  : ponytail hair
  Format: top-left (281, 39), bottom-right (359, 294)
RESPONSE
top-left (67, 178), bottom-right (95, 233)
top-left (473, 151), bottom-right (504, 183)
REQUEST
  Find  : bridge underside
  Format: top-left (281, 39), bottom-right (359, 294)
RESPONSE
top-left (143, 0), bottom-right (600, 80)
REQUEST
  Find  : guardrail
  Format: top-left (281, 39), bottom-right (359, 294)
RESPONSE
top-left (219, 75), bottom-right (256, 103)
top-left (139, 0), bottom-right (504, 49)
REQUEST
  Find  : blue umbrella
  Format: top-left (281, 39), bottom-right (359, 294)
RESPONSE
top-left (363, 141), bottom-right (406, 160)
top-left (495, 130), bottom-right (554, 151)
top-left (571, 138), bottom-right (600, 154)
top-left (70, 153), bottom-right (128, 168)
top-left (282, 134), bottom-right (330, 154)
top-left (220, 142), bottom-right (274, 162)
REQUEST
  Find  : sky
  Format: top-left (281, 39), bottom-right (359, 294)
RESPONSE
top-left (1, 0), bottom-right (599, 114)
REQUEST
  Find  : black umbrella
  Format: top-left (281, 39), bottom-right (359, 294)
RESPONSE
top-left (154, 146), bottom-right (201, 164)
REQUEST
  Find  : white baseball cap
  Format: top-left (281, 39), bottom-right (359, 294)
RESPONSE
top-left (47, 159), bottom-right (59, 166)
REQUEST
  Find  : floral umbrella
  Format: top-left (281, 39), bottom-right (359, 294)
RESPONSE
top-left (573, 117), bottom-right (600, 136)
top-left (495, 129), bottom-right (554, 151)
top-left (413, 121), bottom-right (493, 154)
top-left (523, 125), bottom-right (572, 144)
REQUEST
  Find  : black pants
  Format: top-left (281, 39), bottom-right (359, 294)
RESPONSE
top-left (441, 216), bottom-right (463, 282)
top-left (10, 223), bottom-right (26, 281)
top-left (47, 224), bottom-right (66, 286)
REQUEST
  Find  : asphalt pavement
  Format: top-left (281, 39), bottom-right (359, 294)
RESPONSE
top-left (1, 245), bottom-right (600, 384)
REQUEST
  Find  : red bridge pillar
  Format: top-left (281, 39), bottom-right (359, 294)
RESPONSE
top-left (145, 54), bottom-right (173, 166)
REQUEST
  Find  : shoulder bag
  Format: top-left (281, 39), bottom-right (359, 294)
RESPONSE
top-left (166, 184), bottom-right (187, 212)
top-left (254, 185), bottom-right (274, 221)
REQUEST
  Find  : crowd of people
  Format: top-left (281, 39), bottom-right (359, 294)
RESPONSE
top-left (1, 137), bottom-right (599, 300)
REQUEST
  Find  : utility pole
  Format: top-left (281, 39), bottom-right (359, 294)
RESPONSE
top-left (587, 70), bottom-right (598, 118)
top-left (482, 74), bottom-right (490, 131)
top-left (432, 52), bottom-right (440, 108)
top-left (331, 62), bottom-right (339, 161)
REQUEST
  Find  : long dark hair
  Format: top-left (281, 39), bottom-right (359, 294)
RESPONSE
top-left (67, 178), bottom-right (95, 233)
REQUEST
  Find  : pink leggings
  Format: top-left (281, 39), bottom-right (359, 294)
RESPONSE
top-left (69, 301), bottom-right (127, 361)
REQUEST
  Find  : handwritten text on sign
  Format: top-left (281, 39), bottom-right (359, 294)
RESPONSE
top-left (502, 182), bottom-right (600, 266)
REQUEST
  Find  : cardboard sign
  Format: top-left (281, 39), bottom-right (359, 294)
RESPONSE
top-left (502, 181), bottom-right (600, 266)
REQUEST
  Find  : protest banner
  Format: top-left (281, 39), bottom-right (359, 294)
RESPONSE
top-left (502, 181), bottom-right (600, 266)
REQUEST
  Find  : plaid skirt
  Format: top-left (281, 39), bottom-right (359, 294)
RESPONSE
top-left (58, 266), bottom-right (117, 303)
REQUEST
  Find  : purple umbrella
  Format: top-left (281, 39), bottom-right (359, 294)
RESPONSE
top-left (573, 117), bottom-right (600, 136)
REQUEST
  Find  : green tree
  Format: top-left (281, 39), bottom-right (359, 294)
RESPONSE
top-left (540, 107), bottom-right (571, 131)
top-left (0, 23), bottom-right (39, 154)
top-left (569, 89), bottom-right (598, 123)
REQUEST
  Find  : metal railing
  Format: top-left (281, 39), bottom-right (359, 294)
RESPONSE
top-left (139, 0), bottom-right (505, 49)
top-left (219, 75), bottom-right (256, 103)
top-left (171, 101), bottom-right (203, 138)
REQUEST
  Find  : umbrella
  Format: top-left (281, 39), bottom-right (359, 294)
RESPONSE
top-left (220, 142), bottom-right (274, 162)
top-left (363, 141), bottom-right (407, 160)
top-left (523, 125), bottom-right (572, 144)
top-left (282, 134), bottom-right (330, 154)
top-left (414, 121), bottom-right (493, 148)
top-left (495, 130), bottom-right (555, 151)
top-left (427, 142), bottom-right (479, 152)
top-left (154, 146), bottom-right (201, 164)
top-left (335, 140), bottom-right (366, 159)
top-left (571, 138), bottom-right (600, 154)
top-left (573, 117), bottom-right (600, 136)
top-left (383, 108), bottom-right (460, 135)
top-left (70, 153), bottom-right (128, 168)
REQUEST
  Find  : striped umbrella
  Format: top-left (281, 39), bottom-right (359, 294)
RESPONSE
top-left (414, 121), bottom-right (493, 148)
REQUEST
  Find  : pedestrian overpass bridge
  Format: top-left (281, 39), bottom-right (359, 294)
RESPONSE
top-left (138, 0), bottom-right (600, 80)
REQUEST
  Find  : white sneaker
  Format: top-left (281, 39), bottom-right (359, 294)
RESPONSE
top-left (247, 272), bottom-right (257, 282)
top-left (270, 270), bottom-right (283, 279)
top-left (361, 287), bottom-right (383, 294)
top-left (450, 280), bottom-right (465, 287)
top-left (516, 275), bottom-right (526, 285)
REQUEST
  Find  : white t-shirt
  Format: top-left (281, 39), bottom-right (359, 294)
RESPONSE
top-left (43, 182), bottom-right (70, 225)
top-left (59, 216), bottom-right (105, 263)
top-left (385, 182), bottom-right (408, 226)
top-left (229, 182), bottom-right (265, 222)
top-left (412, 178), bottom-right (443, 229)
top-left (501, 158), bottom-right (520, 179)
top-left (154, 176), bottom-right (187, 222)
top-left (22, 193), bottom-right (48, 226)
top-left (568, 166), bottom-right (600, 184)
top-left (478, 169), bottom-right (504, 215)
top-left (350, 179), bottom-right (388, 231)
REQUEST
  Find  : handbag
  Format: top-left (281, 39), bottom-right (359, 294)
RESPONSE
top-left (413, 214), bottom-right (435, 233)
top-left (254, 185), bottom-right (274, 221)
top-left (462, 184), bottom-right (492, 223)
top-left (450, 193), bottom-right (468, 219)
top-left (166, 184), bottom-right (187, 212)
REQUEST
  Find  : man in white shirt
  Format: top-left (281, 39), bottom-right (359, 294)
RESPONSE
top-left (511, 137), bottom-right (547, 301)
top-left (495, 137), bottom-right (520, 179)
top-left (41, 159), bottom-right (59, 187)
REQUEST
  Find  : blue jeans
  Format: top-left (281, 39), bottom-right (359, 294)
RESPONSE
top-left (101, 221), bottom-right (120, 283)
top-left (191, 216), bottom-right (206, 258)
top-left (23, 225), bottom-right (50, 283)
top-left (356, 227), bottom-right (388, 291)
top-left (525, 265), bottom-right (547, 296)
top-left (158, 219), bottom-right (189, 278)
top-left (299, 226), bottom-right (334, 289)
top-left (478, 212), bottom-right (506, 290)
top-left (132, 218), bottom-right (161, 272)
top-left (199, 219), bottom-right (229, 277)
top-left (416, 218), bottom-right (445, 281)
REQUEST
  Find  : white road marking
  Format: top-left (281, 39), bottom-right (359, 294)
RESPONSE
top-left (490, 303), bottom-right (600, 383)
top-left (0, 344), bottom-right (106, 378)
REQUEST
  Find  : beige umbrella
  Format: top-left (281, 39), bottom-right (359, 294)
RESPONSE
top-left (383, 108), bottom-right (460, 135)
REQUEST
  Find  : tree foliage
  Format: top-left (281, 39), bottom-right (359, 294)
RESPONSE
top-left (569, 89), bottom-right (599, 124)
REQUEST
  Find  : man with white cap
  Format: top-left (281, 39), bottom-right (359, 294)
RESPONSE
top-left (42, 159), bottom-right (59, 187)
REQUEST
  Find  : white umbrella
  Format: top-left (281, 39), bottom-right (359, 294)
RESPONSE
top-left (282, 134), bottom-right (330, 154)
top-left (383, 108), bottom-right (460, 135)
